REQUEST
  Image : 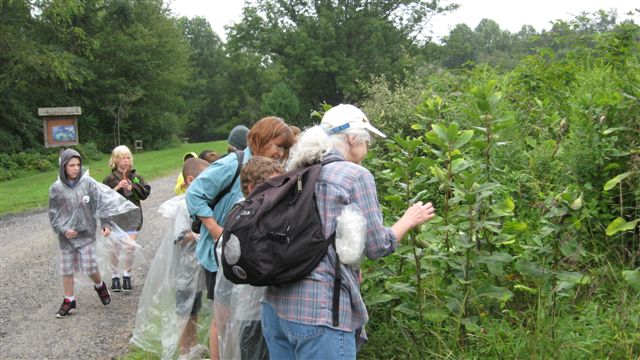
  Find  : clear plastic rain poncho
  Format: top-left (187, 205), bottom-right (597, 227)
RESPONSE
top-left (214, 241), bottom-right (269, 360)
top-left (49, 170), bottom-right (144, 290)
top-left (48, 170), bottom-right (142, 252)
top-left (130, 195), bottom-right (210, 360)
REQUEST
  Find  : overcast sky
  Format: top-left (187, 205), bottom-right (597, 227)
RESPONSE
top-left (169, 0), bottom-right (639, 42)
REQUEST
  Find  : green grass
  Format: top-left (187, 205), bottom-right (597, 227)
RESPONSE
top-left (0, 141), bottom-right (227, 216)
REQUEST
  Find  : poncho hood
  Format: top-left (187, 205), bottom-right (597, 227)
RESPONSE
top-left (59, 148), bottom-right (84, 188)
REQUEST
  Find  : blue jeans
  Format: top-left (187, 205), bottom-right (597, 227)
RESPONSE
top-left (261, 303), bottom-right (356, 360)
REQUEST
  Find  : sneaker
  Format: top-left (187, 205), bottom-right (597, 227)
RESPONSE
top-left (95, 281), bottom-right (111, 305)
top-left (56, 298), bottom-right (76, 318)
top-left (122, 276), bottom-right (132, 292)
top-left (111, 277), bottom-right (122, 292)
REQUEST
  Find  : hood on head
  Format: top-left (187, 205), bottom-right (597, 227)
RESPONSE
top-left (183, 152), bottom-right (198, 162)
top-left (59, 148), bottom-right (83, 187)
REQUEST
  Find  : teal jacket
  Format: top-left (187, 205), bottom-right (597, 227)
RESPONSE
top-left (186, 147), bottom-right (251, 272)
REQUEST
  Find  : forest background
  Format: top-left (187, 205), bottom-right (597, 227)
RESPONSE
top-left (1, 0), bottom-right (639, 358)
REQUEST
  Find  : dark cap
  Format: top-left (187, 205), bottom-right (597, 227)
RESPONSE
top-left (228, 125), bottom-right (249, 150)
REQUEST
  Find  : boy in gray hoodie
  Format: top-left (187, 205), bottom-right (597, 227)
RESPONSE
top-left (48, 149), bottom-right (139, 318)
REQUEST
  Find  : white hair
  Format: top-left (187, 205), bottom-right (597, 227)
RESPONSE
top-left (287, 126), bottom-right (372, 171)
top-left (287, 126), bottom-right (332, 171)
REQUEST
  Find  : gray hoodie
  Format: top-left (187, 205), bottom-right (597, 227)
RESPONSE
top-left (48, 149), bottom-right (106, 250)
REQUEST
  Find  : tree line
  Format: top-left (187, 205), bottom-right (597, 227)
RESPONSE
top-left (0, 0), bottom-right (635, 154)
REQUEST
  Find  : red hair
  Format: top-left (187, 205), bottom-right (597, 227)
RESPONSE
top-left (247, 117), bottom-right (294, 155)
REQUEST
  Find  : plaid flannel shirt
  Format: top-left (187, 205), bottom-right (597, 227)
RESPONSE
top-left (262, 151), bottom-right (397, 331)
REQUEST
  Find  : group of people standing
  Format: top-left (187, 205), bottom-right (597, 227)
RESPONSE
top-left (48, 104), bottom-right (436, 360)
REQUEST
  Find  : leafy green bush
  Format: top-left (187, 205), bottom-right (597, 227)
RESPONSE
top-left (0, 142), bottom-right (104, 181)
top-left (357, 22), bottom-right (640, 357)
top-left (0, 151), bottom-right (55, 181)
top-left (75, 142), bottom-right (103, 162)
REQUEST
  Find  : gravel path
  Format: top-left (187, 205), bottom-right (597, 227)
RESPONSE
top-left (0, 174), bottom-right (177, 359)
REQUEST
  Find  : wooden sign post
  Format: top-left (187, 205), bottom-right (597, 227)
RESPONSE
top-left (39, 107), bottom-right (81, 148)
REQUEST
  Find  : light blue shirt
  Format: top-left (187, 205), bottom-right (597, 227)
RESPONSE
top-left (186, 147), bottom-right (251, 272)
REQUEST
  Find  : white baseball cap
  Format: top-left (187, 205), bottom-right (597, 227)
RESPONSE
top-left (321, 104), bottom-right (386, 138)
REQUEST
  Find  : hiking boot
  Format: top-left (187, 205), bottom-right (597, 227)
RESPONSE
top-left (122, 276), bottom-right (132, 292)
top-left (111, 277), bottom-right (122, 292)
top-left (56, 298), bottom-right (76, 318)
top-left (95, 281), bottom-right (111, 305)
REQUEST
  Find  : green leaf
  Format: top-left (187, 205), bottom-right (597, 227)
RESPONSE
top-left (602, 127), bottom-right (628, 135)
top-left (425, 131), bottom-right (445, 149)
top-left (560, 239), bottom-right (579, 257)
top-left (365, 293), bottom-right (398, 306)
top-left (515, 260), bottom-right (551, 280)
top-left (394, 303), bottom-right (419, 316)
top-left (431, 124), bottom-right (449, 143)
top-left (604, 171), bottom-right (635, 191)
top-left (447, 123), bottom-right (459, 142)
top-left (503, 221), bottom-right (528, 233)
top-left (486, 262), bottom-right (504, 276)
top-left (622, 270), bottom-right (640, 291)
top-left (430, 165), bottom-right (448, 182)
top-left (570, 194), bottom-right (583, 210)
top-left (514, 284), bottom-right (537, 294)
top-left (478, 252), bottom-right (513, 276)
top-left (461, 317), bottom-right (480, 332)
top-left (606, 217), bottom-right (640, 236)
top-left (525, 137), bottom-right (537, 148)
top-left (477, 286), bottom-right (513, 302)
top-left (424, 310), bottom-right (450, 323)
top-left (453, 130), bottom-right (474, 149)
top-left (411, 123), bottom-right (425, 130)
top-left (385, 282), bottom-right (416, 295)
top-left (556, 271), bottom-right (590, 285)
top-left (451, 158), bottom-right (472, 174)
top-left (492, 197), bottom-right (515, 217)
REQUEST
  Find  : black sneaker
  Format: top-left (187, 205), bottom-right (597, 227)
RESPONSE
top-left (95, 281), bottom-right (111, 305)
top-left (111, 277), bottom-right (122, 292)
top-left (122, 276), bottom-right (132, 292)
top-left (56, 298), bottom-right (76, 318)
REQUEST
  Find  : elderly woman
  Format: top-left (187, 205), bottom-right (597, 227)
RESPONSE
top-left (260, 104), bottom-right (436, 359)
top-left (185, 116), bottom-right (293, 360)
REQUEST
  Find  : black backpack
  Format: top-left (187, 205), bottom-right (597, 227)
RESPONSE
top-left (220, 158), bottom-right (343, 326)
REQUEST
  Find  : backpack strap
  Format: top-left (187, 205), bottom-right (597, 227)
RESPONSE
top-left (209, 150), bottom-right (244, 211)
top-left (319, 156), bottom-right (343, 327)
top-left (331, 237), bottom-right (341, 327)
top-left (321, 156), bottom-right (342, 166)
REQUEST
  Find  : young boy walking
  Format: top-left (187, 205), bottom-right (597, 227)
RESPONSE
top-left (48, 149), bottom-right (140, 318)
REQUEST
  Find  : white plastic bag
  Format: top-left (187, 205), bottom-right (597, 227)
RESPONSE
top-left (335, 204), bottom-right (366, 266)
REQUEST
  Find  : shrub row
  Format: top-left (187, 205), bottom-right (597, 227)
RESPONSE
top-left (0, 142), bottom-right (103, 182)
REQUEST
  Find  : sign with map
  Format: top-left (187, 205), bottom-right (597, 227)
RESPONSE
top-left (43, 117), bottom-right (79, 147)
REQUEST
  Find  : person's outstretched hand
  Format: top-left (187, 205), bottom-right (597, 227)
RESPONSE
top-left (391, 201), bottom-right (436, 241)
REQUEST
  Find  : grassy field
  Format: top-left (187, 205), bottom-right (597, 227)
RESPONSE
top-left (0, 141), bottom-right (227, 216)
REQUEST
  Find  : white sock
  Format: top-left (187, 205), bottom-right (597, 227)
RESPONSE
top-left (65, 295), bottom-right (75, 302)
top-left (94, 281), bottom-right (103, 288)
top-left (123, 271), bottom-right (131, 278)
top-left (112, 274), bottom-right (119, 279)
